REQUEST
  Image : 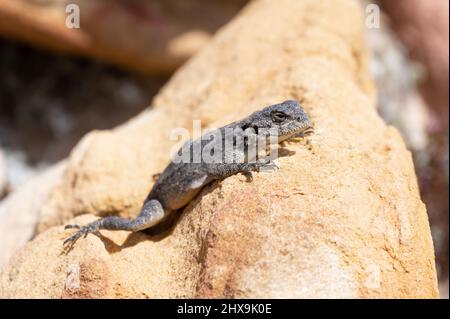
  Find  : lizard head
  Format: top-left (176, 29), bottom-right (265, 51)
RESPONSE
top-left (243, 100), bottom-right (313, 143)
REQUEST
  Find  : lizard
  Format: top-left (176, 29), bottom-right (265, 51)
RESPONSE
top-left (63, 100), bottom-right (313, 246)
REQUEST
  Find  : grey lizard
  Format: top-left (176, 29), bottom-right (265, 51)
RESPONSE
top-left (63, 100), bottom-right (313, 246)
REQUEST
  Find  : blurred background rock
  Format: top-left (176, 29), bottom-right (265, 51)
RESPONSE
top-left (374, 0), bottom-right (448, 297)
top-left (0, 0), bottom-right (447, 297)
top-left (0, 149), bottom-right (7, 199)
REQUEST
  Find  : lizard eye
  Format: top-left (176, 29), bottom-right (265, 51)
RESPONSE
top-left (271, 111), bottom-right (287, 123)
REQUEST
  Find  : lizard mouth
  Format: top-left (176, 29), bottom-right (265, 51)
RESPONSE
top-left (265, 124), bottom-right (314, 144)
top-left (284, 124), bottom-right (314, 141)
top-left (300, 126), bottom-right (314, 136)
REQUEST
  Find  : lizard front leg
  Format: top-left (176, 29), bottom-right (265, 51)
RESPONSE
top-left (207, 159), bottom-right (278, 181)
top-left (241, 159), bottom-right (279, 181)
top-left (63, 199), bottom-right (165, 246)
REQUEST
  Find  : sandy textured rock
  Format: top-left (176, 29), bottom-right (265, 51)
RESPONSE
top-left (1, 0), bottom-right (438, 298)
top-left (0, 0), bottom-right (246, 74)
top-left (0, 161), bottom-right (67, 270)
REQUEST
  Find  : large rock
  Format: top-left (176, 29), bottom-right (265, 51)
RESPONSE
top-left (0, 0), bottom-right (438, 298)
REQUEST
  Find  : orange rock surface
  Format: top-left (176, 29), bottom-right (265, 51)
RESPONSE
top-left (0, 0), bottom-right (438, 298)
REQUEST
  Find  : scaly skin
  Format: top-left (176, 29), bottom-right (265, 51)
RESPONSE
top-left (64, 100), bottom-right (313, 246)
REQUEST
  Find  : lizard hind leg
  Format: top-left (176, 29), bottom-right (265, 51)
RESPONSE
top-left (63, 199), bottom-right (165, 246)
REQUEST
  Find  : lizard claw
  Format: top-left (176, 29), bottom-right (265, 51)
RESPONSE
top-left (63, 230), bottom-right (83, 246)
top-left (63, 222), bottom-right (101, 246)
top-left (242, 171), bottom-right (253, 182)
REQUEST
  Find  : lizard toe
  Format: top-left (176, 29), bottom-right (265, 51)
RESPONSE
top-left (63, 231), bottom-right (83, 246)
top-left (63, 223), bottom-right (100, 246)
top-left (242, 171), bottom-right (253, 182)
